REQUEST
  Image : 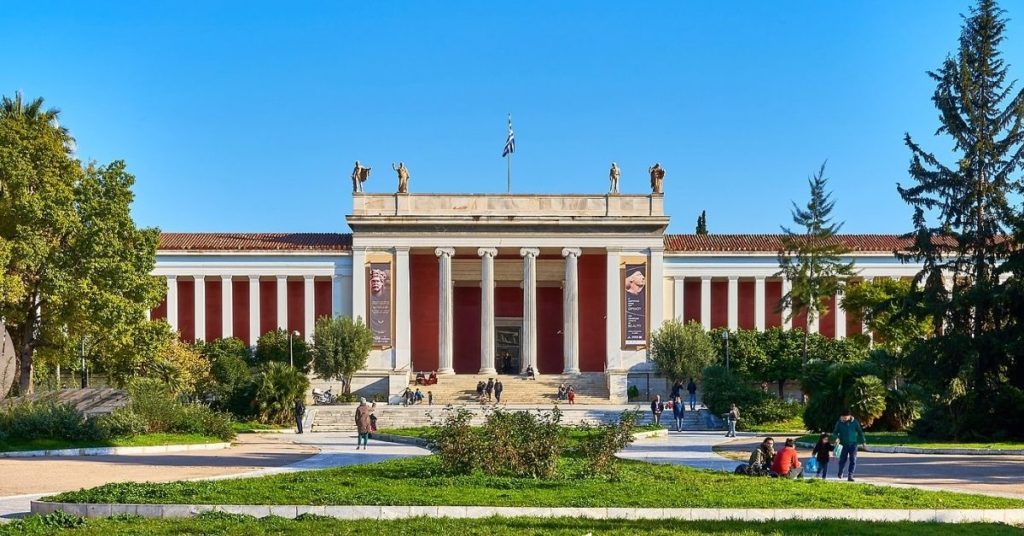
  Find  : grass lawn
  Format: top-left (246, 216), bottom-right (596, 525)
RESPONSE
top-left (796, 431), bottom-right (1024, 450)
top-left (0, 433), bottom-right (226, 453)
top-left (46, 450), bottom-right (1023, 509)
top-left (230, 421), bottom-right (289, 434)
top-left (1, 513), bottom-right (1021, 536)
top-left (741, 416), bottom-right (808, 435)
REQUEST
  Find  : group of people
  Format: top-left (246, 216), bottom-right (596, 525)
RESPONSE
top-left (414, 371), bottom-right (439, 385)
top-left (741, 409), bottom-right (867, 481)
top-left (402, 387), bottom-right (431, 406)
top-left (556, 383), bottom-right (577, 404)
top-left (475, 378), bottom-right (504, 403)
top-left (648, 378), bottom-right (699, 431)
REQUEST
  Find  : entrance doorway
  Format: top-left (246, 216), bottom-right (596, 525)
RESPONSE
top-left (495, 323), bottom-right (521, 374)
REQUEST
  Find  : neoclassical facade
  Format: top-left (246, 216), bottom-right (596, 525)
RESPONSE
top-left (150, 192), bottom-right (921, 401)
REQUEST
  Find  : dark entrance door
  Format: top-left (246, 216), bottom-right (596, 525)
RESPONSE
top-left (495, 325), bottom-right (521, 374)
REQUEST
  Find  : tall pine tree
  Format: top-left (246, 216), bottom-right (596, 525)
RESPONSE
top-left (898, 0), bottom-right (1024, 436)
top-left (777, 163), bottom-right (856, 362)
top-left (695, 210), bottom-right (708, 234)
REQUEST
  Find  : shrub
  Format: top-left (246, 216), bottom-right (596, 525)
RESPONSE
top-left (740, 396), bottom-right (802, 426)
top-left (94, 408), bottom-right (147, 438)
top-left (126, 377), bottom-right (235, 441)
top-left (254, 329), bottom-right (312, 370)
top-left (873, 387), bottom-right (923, 431)
top-left (702, 365), bottom-right (800, 428)
top-left (430, 406), bottom-right (482, 475)
top-left (310, 316), bottom-right (373, 394)
top-left (208, 353), bottom-right (253, 416)
top-left (252, 362), bottom-right (310, 425)
top-left (480, 408), bottom-right (565, 479)
top-left (801, 360), bottom-right (887, 431)
top-left (650, 320), bottom-right (717, 383)
top-left (577, 410), bottom-right (639, 476)
top-left (0, 397), bottom-right (98, 441)
top-left (143, 340), bottom-right (213, 401)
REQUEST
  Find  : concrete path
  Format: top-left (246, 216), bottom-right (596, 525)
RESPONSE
top-left (618, 430), bottom-right (737, 471)
top-left (0, 431), bottom-right (429, 522)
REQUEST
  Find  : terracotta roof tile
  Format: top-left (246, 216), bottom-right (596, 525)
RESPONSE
top-left (159, 233), bottom-right (351, 252)
top-left (663, 234), bottom-right (912, 253)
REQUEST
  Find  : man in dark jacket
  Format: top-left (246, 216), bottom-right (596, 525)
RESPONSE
top-left (494, 380), bottom-right (504, 404)
top-left (686, 378), bottom-right (698, 411)
top-left (650, 395), bottom-right (664, 426)
top-left (485, 378), bottom-right (495, 401)
top-left (831, 408), bottom-right (868, 482)
top-left (294, 397), bottom-right (306, 434)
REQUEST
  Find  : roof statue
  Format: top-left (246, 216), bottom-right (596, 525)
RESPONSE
top-left (392, 162), bottom-right (410, 194)
top-left (351, 161), bottom-right (371, 193)
top-left (609, 162), bottom-right (620, 194)
top-left (648, 162), bottom-right (665, 194)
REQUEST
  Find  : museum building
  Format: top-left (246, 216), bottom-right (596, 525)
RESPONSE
top-left (150, 191), bottom-right (922, 402)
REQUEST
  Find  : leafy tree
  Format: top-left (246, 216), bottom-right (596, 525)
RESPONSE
top-left (140, 340), bottom-right (212, 401)
top-left (0, 93), bottom-right (164, 394)
top-left (695, 210), bottom-right (708, 234)
top-left (898, 0), bottom-right (1024, 409)
top-left (254, 329), bottom-right (311, 370)
top-left (649, 320), bottom-right (717, 383)
top-left (757, 327), bottom-right (805, 398)
top-left (842, 279), bottom-right (931, 355)
top-left (777, 163), bottom-right (856, 363)
top-left (199, 337), bottom-right (250, 365)
top-left (310, 316), bottom-right (373, 394)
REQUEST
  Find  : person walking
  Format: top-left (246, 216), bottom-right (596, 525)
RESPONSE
top-left (771, 438), bottom-right (803, 479)
top-left (832, 408), bottom-right (867, 482)
top-left (686, 378), bottom-right (698, 411)
top-left (494, 379), bottom-right (504, 404)
top-left (724, 403), bottom-right (739, 437)
top-left (485, 378), bottom-right (494, 401)
top-left (476, 381), bottom-right (485, 400)
top-left (670, 380), bottom-right (682, 400)
top-left (650, 395), bottom-right (664, 426)
top-left (355, 398), bottom-right (372, 450)
top-left (427, 390), bottom-right (433, 406)
top-left (567, 385), bottom-right (576, 405)
top-left (293, 397), bottom-right (306, 434)
top-left (672, 395), bottom-right (685, 431)
top-left (811, 432), bottom-right (834, 479)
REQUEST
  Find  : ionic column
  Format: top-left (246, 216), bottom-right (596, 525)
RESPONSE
top-left (351, 248), bottom-right (367, 321)
top-left (222, 276), bottom-right (233, 340)
top-left (754, 276), bottom-right (766, 331)
top-left (605, 248), bottom-right (621, 370)
top-left (303, 275), bottom-right (315, 342)
top-left (726, 276), bottom-right (739, 331)
top-left (673, 276), bottom-right (685, 321)
top-left (562, 247), bottom-right (581, 374)
top-left (834, 290), bottom-right (847, 339)
top-left (435, 247), bottom-right (456, 374)
top-left (276, 276), bottom-right (288, 331)
top-left (394, 247), bottom-right (411, 372)
top-left (521, 247), bottom-right (540, 373)
top-left (478, 248), bottom-right (498, 374)
top-left (248, 276), bottom-right (260, 345)
top-left (700, 276), bottom-right (712, 330)
top-left (781, 277), bottom-right (793, 330)
top-left (649, 248), bottom-right (665, 335)
top-left (166, 276), bottom-right (178, 332)
top-left (194, 277), bottom-right (206, 342)
top-left (331, 275), bottom-right (342, 317)
top-left (862, 277), bottom-right (873, 343)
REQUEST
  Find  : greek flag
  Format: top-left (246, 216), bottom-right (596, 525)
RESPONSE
top-left (502, 114), bottom-right (515, 157)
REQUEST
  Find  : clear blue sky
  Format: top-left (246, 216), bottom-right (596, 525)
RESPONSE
top-left (5, 1), bottom-right (1020, 234)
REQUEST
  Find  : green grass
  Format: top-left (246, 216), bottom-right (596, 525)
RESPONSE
top-left (741, 416), bottom-right (808, 434)
top-left (46, 451), bottom-right (1023, 509)
top-left (1, 513), bottom-right (1021, 536)
top-left (796, 431), bottom-right (1024, 450)
top-left (0, 433), bottom-right (225, 453)
top-left (230, 421), bottom-right (289, 434)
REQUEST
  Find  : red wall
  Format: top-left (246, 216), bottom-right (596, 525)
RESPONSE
top-left (537, 286), bottom-right (563, 374)
top-left (205, 279), bottom-right (222, 341)
top-left (738, 280), bottom-right (755, 330)
top-left (578, 253), bottom-right (606, 372)
top-left (683, 280), bottom-right (701, 324)
top-left (819, 295), bottom-right (836, 339)
top-left (710, 280), bottom-right (728, 329)
top-left (314, 280), bottom-right (332, 322)
top-left (495, 287), bottom-right (523, 317)
top-left (232, 280), bottom-right (249, 345)
top-left (177, 279), bottom-right (195, 343)
top-left (453, 286), bottom-right (481, 374)
top-left (259, 280), bottom-right (277, 337)
top-left (792, 307), bottom-right (808, 332)
top-left (766, 280), bottom-right (783, 328)
top-left (287, 280), bottom-right (304, 336)
top-left (410, 254), bottom-right (439, 371)
top-left (151, 296), bottom-right (168, 322)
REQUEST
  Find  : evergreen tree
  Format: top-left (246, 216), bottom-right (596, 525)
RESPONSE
top-left (897, 0), bottom-right (1024, 406)
top-left (695, 210), bottom-right (708, 234)
top-left (777, 162), bottom-right (856, 362)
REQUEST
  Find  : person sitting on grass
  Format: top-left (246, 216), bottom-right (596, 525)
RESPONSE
top-left (811, 432), bottom-right (834, 479)
top-left (746, 437), bottom-right (775, 476)
top-left (771, 438), bottom-right (803, 479)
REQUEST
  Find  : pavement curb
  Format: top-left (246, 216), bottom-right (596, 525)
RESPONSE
top-left (28, 501), bottom-right (1024, 523)
top-left (795, 442), bottom-right (1024, 456)
top-left (0, 442), bottom-right (231, 458)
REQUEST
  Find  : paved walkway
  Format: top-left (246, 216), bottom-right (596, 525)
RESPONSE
top-left (0, 432), bottom-right (429, 522)
top-left (621, 431), bottom-right (1024, 500)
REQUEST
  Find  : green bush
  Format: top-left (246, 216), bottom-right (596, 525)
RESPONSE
top-left (801, 360), bottom-right (887, 431)
top-left (126, 378), bottom-right (235, 441)
top-left (254, 329), bottom-right (312, 370)
top-left (94, 408), bottom-right (147, 439)
top-left (0, 397), bottom-right (99, 441)
top-left (874, 387), bottom-right (923, 431)
top-left (577, 410), bottom-right (640, 477)
top-left (740, 396), bottom-right (802, 426)
top-left (209, 353), bottom-right (254, 416)
top-left (252, 362), bottom-right (310, 425)
top-left (430, 407), bottom-right (482, 475)
top-left (481, 408), bottom-right (565, 479)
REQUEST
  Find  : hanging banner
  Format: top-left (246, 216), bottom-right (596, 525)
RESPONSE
top-left (623, 263), bottom-right (648, 346)
top-left (368, 262), bottom-right (393, 347)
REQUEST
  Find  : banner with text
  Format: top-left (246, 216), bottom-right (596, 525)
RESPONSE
top-left (623, 263), bottom-right (647, 346)
top-left (368, 262), bottom-right (393, 347)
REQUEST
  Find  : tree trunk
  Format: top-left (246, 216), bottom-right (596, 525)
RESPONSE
top-left (17, 344), bottom-right (33, 395)
top-left (778, 380), bottom-right (785, 399)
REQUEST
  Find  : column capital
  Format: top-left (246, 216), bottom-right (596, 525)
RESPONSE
top-left (167, 274), bottom-right (178, 281)
top-left (520, 247), bottom-right (540, 258)
top-left (276, 274), bottom-right (288, 281)
top-left (477, 247), bottom-right (498, 258)
top-left (701, 275), bottom-right (713, 282)
top-left (248, 275), bottom-right (260, 282)
top-left (754, 275), bottom-right (767, 281)
top-left (561, 247), bottom-right (582, 258)
top-left (727, 275), bottom-right (739, 281)
top-left (303, 274), bottom-right (315, 281)
top-left (393, 246), bottom-right (410, 254)
top-left (435, 247), bottom-right (455, 258)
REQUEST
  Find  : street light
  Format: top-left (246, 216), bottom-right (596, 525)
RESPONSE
top-left (288, 330), bottom-right (301, 368)
top-left (721, 330), bottom-right (730, 373)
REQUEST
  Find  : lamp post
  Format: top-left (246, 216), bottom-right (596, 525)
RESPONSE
top-left (80, 337), bottom-right (87, 388)
top-left (289, 330), bottom-right (300, 368)
top-left (721, 330), bottom-right (730, 373)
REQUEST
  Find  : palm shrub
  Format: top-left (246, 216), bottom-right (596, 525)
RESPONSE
top-left (252, 362), bottom-right (309, 425)
top-left (802, 360), bottom-right (887, 431)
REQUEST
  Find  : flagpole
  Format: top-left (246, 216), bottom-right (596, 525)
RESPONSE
top-left (507, 153), bottom-right (511, 193)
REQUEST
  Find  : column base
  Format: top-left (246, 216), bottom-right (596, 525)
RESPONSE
top-left (478, 367), bottom-right (497, 375)
top-left (437, 367), bottom-right (456, 375)
top-left (562, 368), bottom-right (581, 375)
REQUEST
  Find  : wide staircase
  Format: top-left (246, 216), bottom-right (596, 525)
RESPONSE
top-left (310, 403), bottom-right (713, 433)
top-left (410, 373), bottom-right (610, 405)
